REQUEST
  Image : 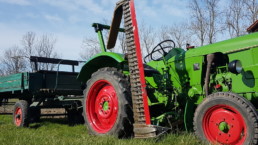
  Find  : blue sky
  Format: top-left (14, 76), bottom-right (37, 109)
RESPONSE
top-left (0, 0), bottom-right (189, 60)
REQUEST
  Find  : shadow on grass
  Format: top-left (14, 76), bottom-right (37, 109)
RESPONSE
top-left (0, 113), bottom-right (12, 115)
top-left (29, 117), bottom-right (84, 129)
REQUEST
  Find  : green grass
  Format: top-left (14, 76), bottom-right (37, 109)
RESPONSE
top-left (0, 115), bottom-right (206, 145)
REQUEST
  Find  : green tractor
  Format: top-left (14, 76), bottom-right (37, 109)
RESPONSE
top-left (78, 0), bottom-right (258, 144)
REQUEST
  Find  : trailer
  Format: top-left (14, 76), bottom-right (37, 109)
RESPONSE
top-left (0, 56), bottom-right (84, 126)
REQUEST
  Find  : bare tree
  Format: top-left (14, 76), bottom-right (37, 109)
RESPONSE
top-left (80, 32), bottom-right (128, 61)
top-left (243, 0), bottom-right (258, 24)
top-left (189, 0), bottom-right (222, 45)
top-left (206, 0), bottom-right (221, 44)
top-left (0, 69), bottom-right (4, 76)
top-left (139, 22), bottom-right (156, 57)
top-left (160, 23), bottom-right (194, 49)
top-left (80, 37), bottom-right (102, 61)
top-left (22, 31), bottom-right (36, 71)
top-left (22, 32), bottom-right (58, 71)
top-left (189, 0), bottom-right (207, 46)
top-left (1, 46), bottom-right (27, 75)
top-left (118, 32), bottom-right (127, 54)
top-left (80, 20), bottom-right (127, 60)
top-left (36, 34), bottom-right (58, 70)
top-left (225, 0), bottom-right (247, 38)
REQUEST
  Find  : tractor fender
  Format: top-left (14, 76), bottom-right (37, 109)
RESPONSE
top-left (77, 52), bottom-right (125, 83)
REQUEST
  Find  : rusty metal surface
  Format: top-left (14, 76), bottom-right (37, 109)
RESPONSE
top-left (107, 1), bottom-right (124, 49)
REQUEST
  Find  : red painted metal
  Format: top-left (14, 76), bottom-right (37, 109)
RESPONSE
top-left (86, 80), bottom-right (119, 133)
top-left (15, 107), bottom-right (22, 126)
top-left (129, 0), bottom-right (151, 125)
top-left (203, 105), bottom-right (246, 144)
top-left (214, 84), bottom-right (222, 89)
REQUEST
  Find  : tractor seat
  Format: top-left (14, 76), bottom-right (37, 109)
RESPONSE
top-left (144, 64), bottom-right (160, 77)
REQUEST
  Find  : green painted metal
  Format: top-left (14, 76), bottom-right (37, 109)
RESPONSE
top-left (185, 32), bottom-right (258, 58)
top-left (103, 102), bottom-right (109, 111)
top-left (219, 122), bottom-right (230, 133)
top-left (97, 30), bottom-right (106, 52)
top-left (92, 23), bottom-right (125, 52)
top-left (77, 52), bottom-right (125, 83)
top-left (0, 71), bottom-right (82, 98)
top-left (79, 21), bottom-right (258, 132)
top-left (0, 73), bottom-right (28, 93)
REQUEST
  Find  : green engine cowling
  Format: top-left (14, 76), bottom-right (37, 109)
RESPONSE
top-left (140, 32), bottom-right (258, 130)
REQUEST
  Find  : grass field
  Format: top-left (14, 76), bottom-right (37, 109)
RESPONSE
top-left (0, 115), bottom-right (207, 145)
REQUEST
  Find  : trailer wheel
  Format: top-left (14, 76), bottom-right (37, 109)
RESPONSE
top-left (194, 92), bottom-right (258, 145)
top-left (13, 100), bottom-right (29, 127)
top-left (83, 67), bottom-right (133, 138)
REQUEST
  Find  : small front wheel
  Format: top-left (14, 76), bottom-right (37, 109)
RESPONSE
top-left (13, 100), bottom-right (29, 127)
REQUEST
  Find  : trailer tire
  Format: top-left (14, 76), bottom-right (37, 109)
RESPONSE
top-left (83, 67), bottom-right (133, 138)
top-left (194, 92), bottom-right (258, 145)
top-left (13, 100), bottom-right (29, 127)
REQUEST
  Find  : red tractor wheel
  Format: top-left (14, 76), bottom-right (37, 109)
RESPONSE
top-left (194, 92), bottom-right (258, 145)
top-left (83, 67), bottom-right (133, 138)
top-left (13, 100), bottom-right (29, 127)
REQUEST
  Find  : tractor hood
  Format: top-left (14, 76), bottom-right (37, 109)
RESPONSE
top-left (186, 32), bottom-right (258, 58)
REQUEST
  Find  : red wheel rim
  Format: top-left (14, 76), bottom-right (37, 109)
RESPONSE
top-left (203, 105), bottom-right (246, 144)
top-left (86, 80), bottom-right (119, 133)
top-left (15, 107), bottom-right (22, 126)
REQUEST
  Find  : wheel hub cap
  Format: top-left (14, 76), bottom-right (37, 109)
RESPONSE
top-left (203, 105), bottom-right (246, 144)
top-left (219, 122), bottom-right (229, 133)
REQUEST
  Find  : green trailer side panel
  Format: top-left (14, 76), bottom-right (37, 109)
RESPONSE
top-left (44, 73), bottom-right (81, 90)
top-left (0, 73), bottom-right (29, 93)
top-left (28, 73), bottom-right (43, 92)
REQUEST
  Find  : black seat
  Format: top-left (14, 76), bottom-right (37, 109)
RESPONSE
top-left (144, 64), bottom-right (160, 77)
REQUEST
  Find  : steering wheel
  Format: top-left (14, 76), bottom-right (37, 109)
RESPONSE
top-left (144, 40), bottom-right (175, 63)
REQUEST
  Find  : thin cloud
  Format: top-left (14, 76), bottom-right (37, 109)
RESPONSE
top-left (0, 0), bottom-right (31, 6)
top-left (40, 0), bottom-right (114, 15)
top-left (44, 14), bottom-right (63, 23)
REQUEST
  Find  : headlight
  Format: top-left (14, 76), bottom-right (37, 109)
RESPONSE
top-left (228, 60), bottom-right (242, 74)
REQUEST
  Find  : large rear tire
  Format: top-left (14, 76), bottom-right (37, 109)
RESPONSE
top-left (194, 92), bottom-right (258, 145)
top-left (83, 67), bottom-right (133, 138)
top-left (13, 100), bottom-right (29, 127)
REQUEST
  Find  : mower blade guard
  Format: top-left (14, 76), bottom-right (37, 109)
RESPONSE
top-left (122, 0), bottom-right (159, 138)
top-left (107, 1), bottom-right (124, 49)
